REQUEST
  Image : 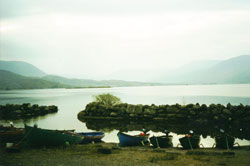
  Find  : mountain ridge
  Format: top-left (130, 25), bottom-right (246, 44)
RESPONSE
top-left (42, 75), bottom-right (161, 87)
top-left (0, 60), bottom-right (46, 77)
top-left (161, 55), bottom-right (250, 84)
top-left (0, 70), bottom-right (71, 90)
top-left (0, 55), bottom-right (250, 90)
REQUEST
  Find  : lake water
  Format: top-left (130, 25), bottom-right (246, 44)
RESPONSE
top-left (1, 84), bottom-right (250, 147)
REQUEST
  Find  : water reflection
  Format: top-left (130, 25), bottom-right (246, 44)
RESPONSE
top-left (81, 119), bottom-right (249, 138)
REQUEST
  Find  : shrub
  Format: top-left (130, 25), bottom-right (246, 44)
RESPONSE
top-left (94, 93), bottom-right (121, 106)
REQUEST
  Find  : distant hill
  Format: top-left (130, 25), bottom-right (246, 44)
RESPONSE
top-left (0, 70), bottom-right (71, 90)
top-left (0, 60), bottom-right (46, 77)
top-left (2, 55), bottom-right (248, 90)
top-left (161, 55), bottom-right (250, 84)
top-left (42, 75), bottom-right (161, 87)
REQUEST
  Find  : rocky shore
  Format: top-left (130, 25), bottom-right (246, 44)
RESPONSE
top-left (0, 103), bottom-right (58, 120)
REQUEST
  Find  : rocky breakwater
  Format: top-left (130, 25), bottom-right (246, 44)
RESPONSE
top-left (78, 102), bottom-right (250, 138)
top-left (0, 103), bottom-right (58, 120)
top-left (79, 102), bottom-right (250, 124)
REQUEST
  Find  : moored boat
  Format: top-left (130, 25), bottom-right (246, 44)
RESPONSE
top-left (215, 135), bottom-right (235, 149)
top-left (179, 131), bottom-right (200, 149)
top-left (117, 132), bottom-right (149, 147)
top-left (77, 132), bottom-right (105, 144)
top-left (24, 125), bottom-right (82, 146)
top-left (215, 129), bottom-right (235, 149)
top-left (0, 125), bottom-right (24, 143)
top-left (150, 135), bottom-right (173, 148)
top-left (179, 136), bottom-right (200, 149)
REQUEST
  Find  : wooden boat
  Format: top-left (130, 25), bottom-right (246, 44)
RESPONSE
top-left (179, 135), bottom-right (200, 149)
top-left (117, 132), bottom-right (149, 147)
top-left (77, 132), bottom-right (105, 144)
top-left (0, 126), bottom-right (24, 143)
top-left (24, 125), bottom-right (82, 146)
top-left (215, 135), bottom-right (235, 149)
top-left (150, 135), bottom-right (173, 148)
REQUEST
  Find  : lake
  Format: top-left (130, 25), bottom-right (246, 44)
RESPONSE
top-left (1, 84), bottom-right (250, 147)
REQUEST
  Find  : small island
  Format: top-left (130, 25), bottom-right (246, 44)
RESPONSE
top-left (0, 103), bottom-right (58, 120)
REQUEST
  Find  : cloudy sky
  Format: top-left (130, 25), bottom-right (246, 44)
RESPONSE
top-left (0, 0), bottom-right (250, 81)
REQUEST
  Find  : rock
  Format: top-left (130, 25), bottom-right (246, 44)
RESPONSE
top-left (193, 104), bottom-right (200, 110)
top-left (126, 104), bottom-right (143, 114)
top-left (97, 148), bottom-right (112, 154)
top-left (134, 105), bottom-right (143, 114)
top-left (119, 107), bottom-right (127, 114)
top-left (166, 114), bottom-right (176, 118)
top-left (14, 110), bottom-right (22, 114)
top-left (110, 112), bottom-right (118, 117)
top-left (222, 109), bottom-right (232, 115)
top-left (166, 114), bottom-right (185, 119)
top-left (157, 113), bottom-right (167, 117)
top-left (213, 116), bottom-right (219, 120)
top-left (143, 114), bottom-right (153, 118)
top-left (153, 117), bottom-right (168, 120)
top-left (144, 108), bottom-right (156, 115)
top-left (126, 105), bottom-right (134, 114)
top-left (166, 106), bottom-right (178, 113)
top-left (212, 109), bottom-right (220, 115)
top-left (22, 103), bottom-right (31, 108)
top-left (129, 113), bottom-right (137, 117)
top-left (190, 110), bottom-right (196, 115)
top-left (48, 105), bottom-right (58, 112)
top-left (158, 109), bottom-right (165, 114)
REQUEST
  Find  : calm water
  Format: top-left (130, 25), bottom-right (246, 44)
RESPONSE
top-left (1, 84), bottom-right (250, 147)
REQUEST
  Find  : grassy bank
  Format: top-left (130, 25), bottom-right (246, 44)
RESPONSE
top-left (1, 143), bottom-right (250, 166)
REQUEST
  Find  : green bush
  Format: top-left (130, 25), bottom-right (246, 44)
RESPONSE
top-left (94, 93), bottom-right (121, 106)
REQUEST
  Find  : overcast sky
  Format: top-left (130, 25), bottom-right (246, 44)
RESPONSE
top-left (0, 0), bottom-right (250, 81)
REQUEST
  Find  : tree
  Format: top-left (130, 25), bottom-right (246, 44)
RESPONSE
top-left (94, 93), bottom-right (121, 106)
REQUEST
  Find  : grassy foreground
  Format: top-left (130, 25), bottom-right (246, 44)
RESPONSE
top-left (1, 143), bottom-right (250, 166)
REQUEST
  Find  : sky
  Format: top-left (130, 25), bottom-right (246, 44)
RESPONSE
top-left (0, 0), bottom-right (250, 81)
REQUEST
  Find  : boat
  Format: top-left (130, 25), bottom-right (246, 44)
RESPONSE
top-left (77, 132), bottom-right (105, 144)
top-left (24, 125), bottom-right (83, 146)
top-left (179, 135), bottom-right (200, 149)
top-left (150, 135), bottom-right (173, 148)
top-left (0, 125), bottom-right (24, 143)
top-left (117, 132), bottom-right (149, 147)
top-left (215, 135), bottom-right (235, 149)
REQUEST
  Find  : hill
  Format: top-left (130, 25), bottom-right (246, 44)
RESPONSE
top-left (0, 60), bottom-right (46, 77)
top-left (161, 55), bottom-right (250, 84)
top-left (42, 75), bottom-right (161, 87)
top-left (0, 70), bottom-right (71, 90)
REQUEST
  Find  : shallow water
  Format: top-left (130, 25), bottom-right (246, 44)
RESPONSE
top-left (1, 84), bottom-right (250, 147)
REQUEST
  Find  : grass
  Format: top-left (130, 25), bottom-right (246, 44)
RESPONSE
top-left (1, 143), bottom-right (250, 166)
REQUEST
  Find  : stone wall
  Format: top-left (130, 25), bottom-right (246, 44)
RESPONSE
top-left (78, 102), bottom-right (250, 126)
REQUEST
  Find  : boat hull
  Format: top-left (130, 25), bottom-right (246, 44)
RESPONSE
top-left (215, 135), bottom-right (235, 149)
top-left (25, 125), bottom-right (82, 146)
top-left (150, 136), bottom-right (173, 148)
top-left (117, 132), bottom-right (149, 147)
top-left (77, 132), bottom-right (105, 144)
top-left (179, 136), bottom-right (200, 149)
top-left (0, 126), bottom-right (24, 143)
